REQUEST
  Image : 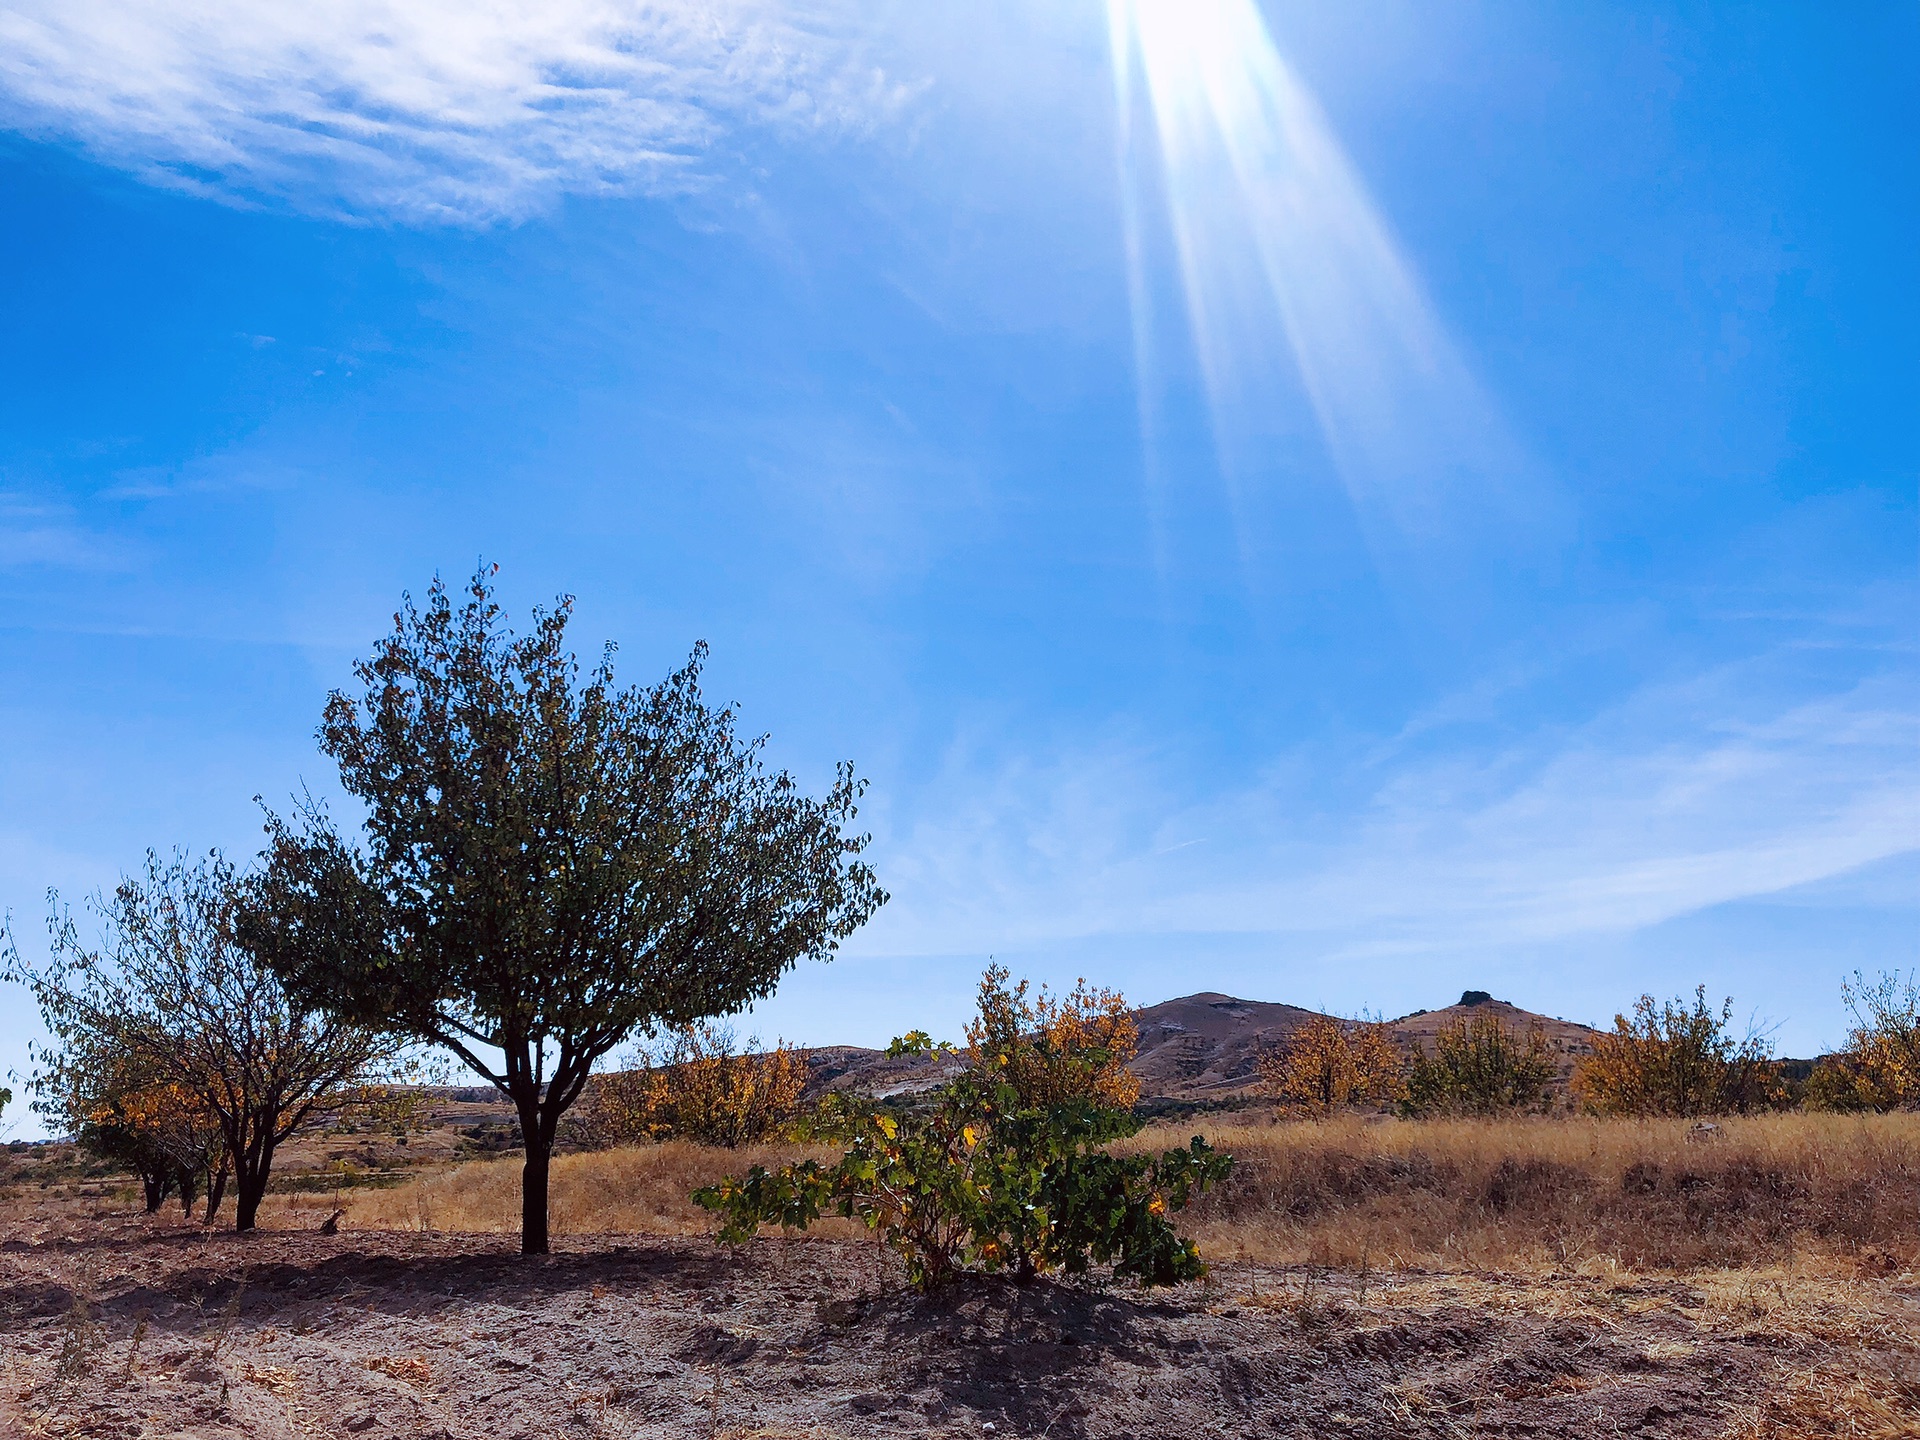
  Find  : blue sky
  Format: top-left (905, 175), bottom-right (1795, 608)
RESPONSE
top-left (1, 2), bottom-right (1914, 1126)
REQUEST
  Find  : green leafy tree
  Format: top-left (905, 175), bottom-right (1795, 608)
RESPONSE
top-left (5, 852), bottom-right (391, 1230)
top-left (1402, 1013), bottom-right (1555, 1117)
top-left (244, 571), bottom-right (886, 1253)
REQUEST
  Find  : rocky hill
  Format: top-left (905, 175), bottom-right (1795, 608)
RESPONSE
top-left (800, 989), bottom-right (1602, 1105)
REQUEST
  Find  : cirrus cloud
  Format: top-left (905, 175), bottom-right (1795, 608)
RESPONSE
top-left (0, 0), bottom-right (913, 223)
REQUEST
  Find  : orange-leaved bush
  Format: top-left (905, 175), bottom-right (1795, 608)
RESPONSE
top-left (1574, 987), bottom-right (1784, 1117)
top-left (965, 963), bottom-right (1141, 1110)
top-left (1806, 970), bottom-right (1920, 1112)
top-left (572, 1023), bottom-right (809, 1149)
top-left (1259, 1013), bottom-right (1405, 1116)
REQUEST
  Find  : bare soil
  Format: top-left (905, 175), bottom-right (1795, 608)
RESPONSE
top-left (4, 1197), bottom-right (1918, 1439)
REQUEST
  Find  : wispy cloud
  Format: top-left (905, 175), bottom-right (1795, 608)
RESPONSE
top-left (0, 492), bottom-right (122, 571)
top-left (858, 656), bottom-right (1919, 961)
top-left (0, 1), bottom-right (912, 223)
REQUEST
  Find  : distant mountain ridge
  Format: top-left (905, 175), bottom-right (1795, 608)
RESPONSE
top-left (801, 990), bottom-right (1604, 1104)
top-left (273, 991), bottom-right (1606, 1169)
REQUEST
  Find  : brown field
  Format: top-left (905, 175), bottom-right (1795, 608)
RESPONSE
top-left (3, 1113), bottom-right (1917, 1438)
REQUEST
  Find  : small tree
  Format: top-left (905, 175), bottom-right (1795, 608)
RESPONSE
top-left (1402, 1013), bottom-right (1555, 1117)
top-left (696, 975), bottom-right (1230, 1292)
top-left (1573, 986), bottom-right (1784, 1117)
top-left (245, 571), bottom-right (886, 1253)
top-left (570, 1024), bottom-right (809, 1149)
top-left (965, 964), bottom-right (1141, 1110)
top-left (1259, 1013), bottom-right (1405, 1116)
top-left (5, 852), bottom-right (392, 1230)
top-left (1807, 971), bottom-right (1920, 1112)
top-left (38, 1032), bottom-right (228, 1217)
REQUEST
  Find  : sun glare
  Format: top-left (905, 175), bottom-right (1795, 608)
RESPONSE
top-left (1108, 0), bottom-right (1530, 553)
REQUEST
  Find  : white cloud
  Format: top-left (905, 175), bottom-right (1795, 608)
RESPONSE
top-left (857, 659), bottom-right (1920, 960)
top-left (0, 0), bottom-right (911, 222)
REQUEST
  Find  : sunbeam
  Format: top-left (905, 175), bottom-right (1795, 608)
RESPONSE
top-left (1108, 0), bottom-right (1539, 561)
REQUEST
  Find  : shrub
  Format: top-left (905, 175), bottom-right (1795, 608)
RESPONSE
top-left (1574, 987), bottom-right (1785, 1117)
top-left (696, 1075), bottom-right (1229, 1291)
top-left (1802, 1056), bottom-right (1893, 1113)
top-left (1806, 971), bottom-right (1920, 1112)
top-left (1259, 1013), bottom-right (1405, 1116)
top-left (965, 964), bottom-right (1141, 1109)
top-left (1403, 1013), bottom-right (1555, 1117)
top-left (694, 974), bottom-right (1229, 1292)
top-left (571, 1023), bottom-right (809, 1148)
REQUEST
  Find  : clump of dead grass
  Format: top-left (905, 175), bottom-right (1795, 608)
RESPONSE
top-left (1142, 1111), bottom-right (1920, 1276)
top-left (1725, 1360), bottom-right (1920, 1440)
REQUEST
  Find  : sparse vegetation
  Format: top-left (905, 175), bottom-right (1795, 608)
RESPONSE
top-left (309, 1110), bottom-right (1920, 1284)
top-left (1258, 1012), bottom-right (1405, 1116)
top-left (1169, 1111), bottom-right (1920, 1274)
top-left (569, 1022), bottom-right (809, 1149)
top-left (1574, 986), bottom-right (1786, 1117)
top-left (1401, 1011), bottom-right (1555, 1117)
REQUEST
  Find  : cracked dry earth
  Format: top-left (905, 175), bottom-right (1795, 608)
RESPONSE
top-left (2, 1209), bottom-right (1917, 1439)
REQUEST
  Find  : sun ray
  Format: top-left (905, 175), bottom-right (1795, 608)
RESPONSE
top-left (1109, 0), bottom-right (1540, 568)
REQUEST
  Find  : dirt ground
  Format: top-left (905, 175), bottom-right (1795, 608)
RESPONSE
top-left (3, 1198), bottom-right (1917, 1440)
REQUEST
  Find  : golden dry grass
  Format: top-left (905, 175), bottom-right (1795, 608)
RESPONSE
top-left (1154, 1111), bottom-right (1920, 1276)
top-left (272, 1111), bottom-right (1920, 1283)
top-left (268, 1138), bottom-right (843, 1237)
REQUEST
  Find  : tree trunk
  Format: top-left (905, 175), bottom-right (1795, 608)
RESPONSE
top-left (178, 1164), bottom-right (199, 1215)
top-left (204, 1157), bottom-right (230, 1226)
top-left (521, 1137), bottom-right (552, 1255)
top-left (235, 1133), bottom-right (278, 1233)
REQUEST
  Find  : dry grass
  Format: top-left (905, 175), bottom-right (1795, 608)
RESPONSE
top-left (271, 1112), bottom-right (1920, 1284)
top-left (1150, 1111), bottom-right (1920, 1275)
top-left (269, 1138), bottom-right (843, 1237)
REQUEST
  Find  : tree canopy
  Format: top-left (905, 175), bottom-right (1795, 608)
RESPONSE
top-left (245, 570), bottom-right (887, 1252)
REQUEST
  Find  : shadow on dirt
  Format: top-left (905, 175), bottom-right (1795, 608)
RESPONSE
top-left (0, 1232), bottom-right (737, 1332)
